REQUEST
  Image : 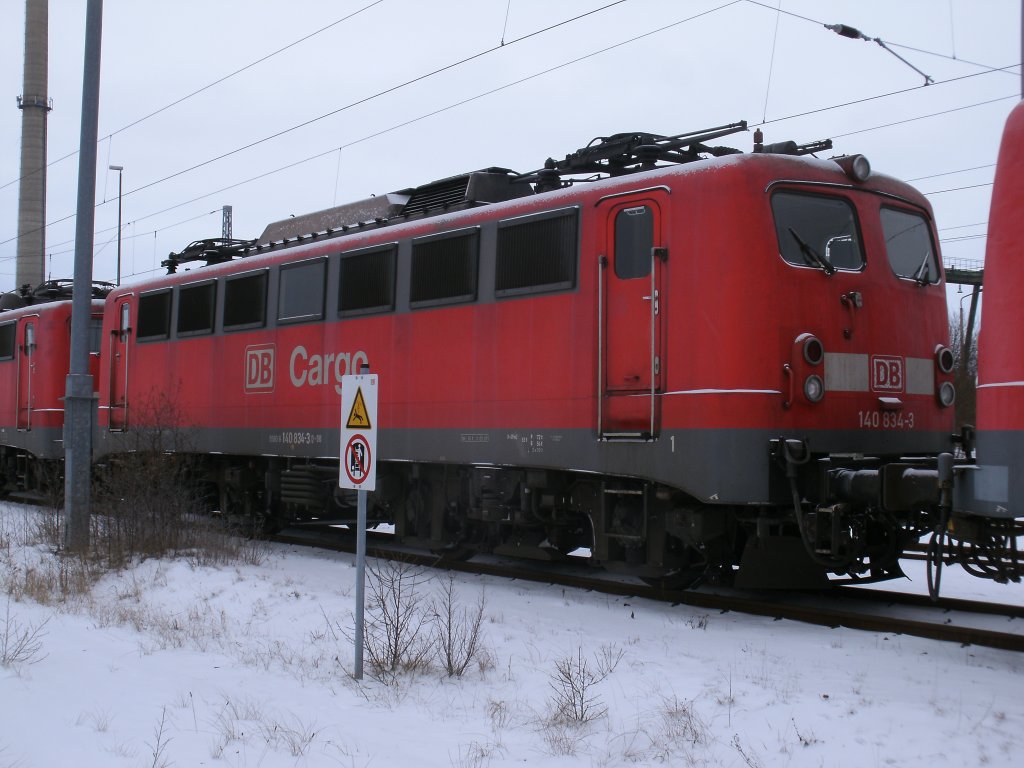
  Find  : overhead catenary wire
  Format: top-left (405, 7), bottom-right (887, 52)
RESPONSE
top-left (908, 165), bottom-right (996, 183)
top-left (0, 0), bottom-right (387, 194)
top-left (0, 0), bottom-right (640, 253)
top-left (43, 209), bottom-right (221, 260)
top-left (830, 94), bottom-right (1019, 139)
top-left (742, 0), bottom-right (1018, 76)
top-left (104, 64), bottom-right (1024, 245)
top-left (116, 0), bottom-right (631, 201)
top-left (761, 0), bottom-right (782, 123)
top-left (2, 1), bottom-right (1012, 261)
top-left (754, 63), bottom-right (1020, 127)
top-left (4, 26), bottom-right (1013, 259)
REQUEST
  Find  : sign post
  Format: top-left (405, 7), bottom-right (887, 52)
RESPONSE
top-left (339, 371), bottom-right (378, 680)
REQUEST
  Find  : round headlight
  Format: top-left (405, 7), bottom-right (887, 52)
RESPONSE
top-left (935, 345), bottom-right (955, 374)
top-left (802, 335), bottom-right (824, 366)
top-left (804, 375), bottom-right (825, 403)
top-left (938, 381), bottom-right (956, 408)
top-left (835, 154), bottom-right (871, 182)
top-left (850, 155), bottom-right (871, 181)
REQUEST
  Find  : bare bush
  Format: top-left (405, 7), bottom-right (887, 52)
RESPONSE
top-left (450, 740), bottom-right (505, 768)
top-left (659, 695), bottom-right (709, 749)
top-left (433, 573), bottom-right (486, 677)
top-left (91, 392), bottom-right (266, 570)
top-left (146, 707), bottom-right (172, 768)
top-left (547, 646), bottom-right (612, 723)
top-left (0, 598), bottom-right (48, 667)
top-left (595, 642), bottom-right (624, 677)
top-left (259, 714), bottom-right (318, 757)
top-left (91, 448), bottom-right (206, 567)
top-left (362, 558), bottom-right (434, 682)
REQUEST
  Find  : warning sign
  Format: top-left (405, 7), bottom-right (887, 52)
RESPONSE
top-left (344, 434), bottom-right (372, 485)
top-left (346, 387), bottom-right (372, 429)
top-left (339, 374), bottom-right (378, 491)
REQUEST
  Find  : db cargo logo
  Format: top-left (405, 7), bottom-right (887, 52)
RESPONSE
top-left (871, 355), bottom-right (904, 393)
top-left (245, 344), bottom-right (276, 393)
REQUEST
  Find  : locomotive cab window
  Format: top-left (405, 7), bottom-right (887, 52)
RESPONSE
top-left (89, 316), bottom-right (103, 353)
top-left (772, 192), bottom-right (864, 272)
top-left (614, 205), bottom-right (654, 279)
top-left (223, 271), bottom-right (268, 330)
top-left (410, 228), bottom-right (479, 308)
top-left (278, 258), bottom-right (326, 324)
top-left (496, 208), bottom-right (578, 296)
top-left (880, 207), bottom-right (940, 285)
top-left (177, 281), bottom-right (216, 336)
top-left (339, 245), bottom-right (397, 316)
top-left (0, 322), bottom-right (14, 360)
top-left (137, 290), bottom-right (172, 341)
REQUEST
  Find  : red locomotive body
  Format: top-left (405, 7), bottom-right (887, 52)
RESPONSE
top-left (92, 126), bottom-right (956, 586)
top-left (950, 101), bottom-right (1024, 569)
top-left (0, 290), bottom-right (105, 491)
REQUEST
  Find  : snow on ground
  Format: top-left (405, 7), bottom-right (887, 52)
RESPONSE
top-left (1, 502), bottom-right (1022, 768)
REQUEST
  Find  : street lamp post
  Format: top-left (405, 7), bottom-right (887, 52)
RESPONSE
top-left (109, 164), bottom-right (123, 285)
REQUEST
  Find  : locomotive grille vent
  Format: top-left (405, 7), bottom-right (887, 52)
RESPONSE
top-left (403, 176), bottom-right (473, 216)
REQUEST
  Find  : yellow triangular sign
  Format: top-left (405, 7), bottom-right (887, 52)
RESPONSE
top-left (346, 387), bottom-right (372, 429)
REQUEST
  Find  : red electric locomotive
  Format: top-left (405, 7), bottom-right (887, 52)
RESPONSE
top-left (0, 282), bottom-right (108, 494)
top-left (947, 100), bottom-right (1024, 586)
top-left (94, 122), bottom-right (959, 588)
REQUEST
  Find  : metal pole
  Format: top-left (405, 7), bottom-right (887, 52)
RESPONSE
top-left (109, 165), bottom-right (122, 286)
top-left (353, 362), bottom-right (370, 680)
top-left (354, 488), bottom-right (366, 679)
top-left (64, 0), bottom-right (103, 553)
top-left (963, 284), bottom-right (981, 374)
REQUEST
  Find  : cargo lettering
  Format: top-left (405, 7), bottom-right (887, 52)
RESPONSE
top-left (289, 345), bottom-right (368, 395)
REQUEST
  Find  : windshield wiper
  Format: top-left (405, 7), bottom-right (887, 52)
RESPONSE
top-left (913, 250), bottom-right (932, 285)
top-left (788, 227), bottom-right (836, 276)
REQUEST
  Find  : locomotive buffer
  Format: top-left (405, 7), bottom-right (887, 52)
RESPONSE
top-left (339, 372), bottom-right (378, 680)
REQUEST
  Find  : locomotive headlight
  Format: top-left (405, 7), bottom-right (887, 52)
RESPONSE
top-left (804, 375), bottom-right (825, 403)
top-left (835, 154), bottom-right (871, 182)
top-left (938, 381), bottom-right (956, 408)
top-left (935, 345), bottom-right (955, 374)
top-left (802, 335), bottom-right (824, 366)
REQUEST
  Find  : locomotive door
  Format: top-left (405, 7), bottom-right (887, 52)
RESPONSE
top-left (16, 318), bottom-right (36, 431)
top-left (599, 194), bottom-right (667, 438)
top-left (108, 299), bottom-right (131, 431)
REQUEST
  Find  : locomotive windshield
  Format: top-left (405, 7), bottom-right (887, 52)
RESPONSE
top-left (771, 192), bottom-right (864, 273)
top-left (880, 207), bottom-right (940, 285)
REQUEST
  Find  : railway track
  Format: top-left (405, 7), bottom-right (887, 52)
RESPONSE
top-left (272, 527), bottom-right (1024, 653)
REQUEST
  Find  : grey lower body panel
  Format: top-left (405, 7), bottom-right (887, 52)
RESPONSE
top-left (0, 427), bottom-right (64, 460)
top-left (97, 424), bottom-right (952, 506)
top-left (954, 430), bottom-right (1024, 519)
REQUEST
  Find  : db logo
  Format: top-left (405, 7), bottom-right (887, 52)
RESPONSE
top-left (871, 355), bottom-right (904, 393)
top-left (245, 344), bottom-right (275, 393)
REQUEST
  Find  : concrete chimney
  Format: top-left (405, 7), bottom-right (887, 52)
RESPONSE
top-left (15, 0), bottom-right (51, 290)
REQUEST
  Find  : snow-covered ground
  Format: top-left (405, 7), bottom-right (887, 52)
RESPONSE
top-left (1, 501), bottom-right (1022, 767)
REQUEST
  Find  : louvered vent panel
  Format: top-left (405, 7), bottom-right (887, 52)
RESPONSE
top-left (404, 176), bottom-right (471, 216)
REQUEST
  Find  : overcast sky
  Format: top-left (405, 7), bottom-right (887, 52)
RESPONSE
top-left (0, 0), bottom-right (1019, 295)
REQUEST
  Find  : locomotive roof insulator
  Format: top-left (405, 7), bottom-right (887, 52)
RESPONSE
top-left (517, 121), bottom-right (750, 189)
top-left (834, 154), bottom-right (872, 182)
top-left (754, 138), bottom-right (833, 156)
top-left (163, 237), bottom-right (257, 274)
top-left (0, 279), bottom-right (114, 310)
